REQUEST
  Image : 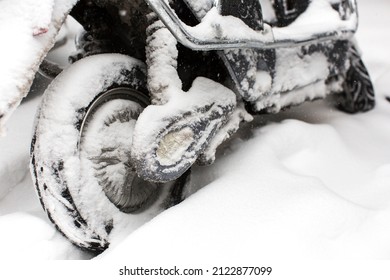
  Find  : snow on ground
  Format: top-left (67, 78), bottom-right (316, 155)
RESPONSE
top-left (0, 0), bottom-right (390, 262)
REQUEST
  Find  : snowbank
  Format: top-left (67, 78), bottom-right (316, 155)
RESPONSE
top-left (0, 0), bottom-right (389, 263)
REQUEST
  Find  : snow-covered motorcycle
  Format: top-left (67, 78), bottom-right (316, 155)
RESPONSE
top-left (0, 0), bottom-right (374, 252)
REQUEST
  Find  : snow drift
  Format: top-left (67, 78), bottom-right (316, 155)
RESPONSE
top-left (0, 0), bottom-right (389, 262)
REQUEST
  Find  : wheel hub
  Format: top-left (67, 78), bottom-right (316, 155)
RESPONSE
top-left (79, 88), bottom-right (158, 213)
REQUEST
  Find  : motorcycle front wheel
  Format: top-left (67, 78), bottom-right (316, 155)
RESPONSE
top-left (30, 54), bottom-right (175, 253)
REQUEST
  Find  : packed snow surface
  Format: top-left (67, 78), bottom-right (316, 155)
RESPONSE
top-left (0, 0), bottom-right (389, 262)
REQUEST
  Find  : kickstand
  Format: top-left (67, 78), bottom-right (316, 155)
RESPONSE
top-left (165, 168), bottom-right (192, 209)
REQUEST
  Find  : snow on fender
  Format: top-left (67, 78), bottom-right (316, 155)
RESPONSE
top-left (0, 0), bottom-right (77, 136)
top-left (31, 54), bottom-right (169, 252)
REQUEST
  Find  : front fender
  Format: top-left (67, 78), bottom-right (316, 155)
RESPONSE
top-left (0, 0), bottom-right (78, 136)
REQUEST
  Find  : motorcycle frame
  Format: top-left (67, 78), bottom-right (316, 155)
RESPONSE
top-left (146, 0), bottom-right (358, 51)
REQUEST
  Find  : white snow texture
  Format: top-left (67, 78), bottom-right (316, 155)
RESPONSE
top-left (0, 0), bottom-right (390, 262)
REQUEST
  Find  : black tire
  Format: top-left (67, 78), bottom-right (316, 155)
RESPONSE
top-left (336, 45), bottom-right (375, 113)
top-left (30, 54), bottom-right (171, 252)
